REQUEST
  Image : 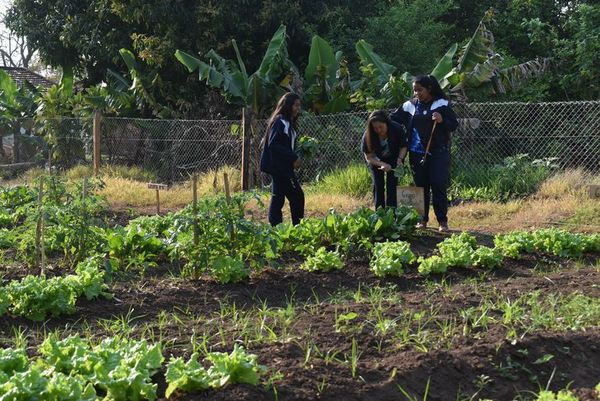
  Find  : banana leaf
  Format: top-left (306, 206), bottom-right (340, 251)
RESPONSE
top-left (305, 35), bottom-right (337, 86)
top-left (496, 58), bottom-right (551, 93)
top-left (355, 40), bottom-right (396, 84)
top-left (456, 11), bottom-right (495, 74)
top-left (431, 43), bottom-right (458, 81)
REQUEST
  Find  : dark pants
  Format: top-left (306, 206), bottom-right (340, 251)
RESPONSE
top-left (268, 175), bottom-right (305, 226)
top-left (370, 166), bottom-right (398, 209)
top-left (410, 148), bottom-right (450, 224)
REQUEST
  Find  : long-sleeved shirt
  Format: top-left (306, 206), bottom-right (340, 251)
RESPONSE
top-left (260, 116), bottom-right (299, 178)
top-left (390, 98), bottom-right (458, 154)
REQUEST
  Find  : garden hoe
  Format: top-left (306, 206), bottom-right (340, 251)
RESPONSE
top-left (420, 121), bottom-right (438, 165)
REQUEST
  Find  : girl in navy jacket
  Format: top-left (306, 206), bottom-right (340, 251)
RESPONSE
top-left (362, 110), bottom-right (408, 209)
top-left (260, 92), bottom-right (304, 226)
top-left (391, 75), bottom-right (458, 232)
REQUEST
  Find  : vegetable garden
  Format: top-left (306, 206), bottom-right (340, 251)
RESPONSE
top-left (0, 177), bottom-right (599, 401)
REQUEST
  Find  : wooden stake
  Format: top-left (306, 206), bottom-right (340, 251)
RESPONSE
top-left (36, 178), bottom-right (45, 275)
top-left (155, 188), bottom-right (160, 214)
top-left (223, 172), bottom-right (231, 203)
top-left (192, 174), bottom-right (199, 246)
top-left (241, 107), bottom-right (250, 191)
top-left (93, 111), bottom-right (102, 175)
top-left (147, 183), bottom-right (168, 215)
top-left (82, 177), bottom-right (88, 200)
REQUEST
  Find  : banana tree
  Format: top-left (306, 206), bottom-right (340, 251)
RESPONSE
top-left (0, 70), bottom-right (40, 162)
top-left (118, 49), bottom-right (173, 118)
top-left (175, 25), bottom-right (298, 117)
top-left (35, 68), bottom-right (89, 168)
top-left (303, 35), bottom-right (351, 114)
top-left (443, 10), bottom-right (550, 99)
top-left (175, 25), bottom-right (298, 188)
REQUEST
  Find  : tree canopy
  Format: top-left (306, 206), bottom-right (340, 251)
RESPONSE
top-left (4, 0), bottom-right (598, 118)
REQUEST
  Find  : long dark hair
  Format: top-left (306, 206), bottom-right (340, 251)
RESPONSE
top-left (413, 75), bottom-right (448, 100)
top-left (264, 92), bottom-right (301, 144)
top-left (364, 110), bottom-right (391, 153)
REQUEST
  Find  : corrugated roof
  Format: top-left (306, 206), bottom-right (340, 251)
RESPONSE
top-left (0, 67), bottom-right (55, 90)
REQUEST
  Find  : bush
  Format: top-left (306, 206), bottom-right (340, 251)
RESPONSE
top-left (450, 154), bottom-right (557, 202)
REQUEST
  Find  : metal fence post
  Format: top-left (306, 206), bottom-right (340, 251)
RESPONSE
top-left (93, 111), bottom-right (102, 175)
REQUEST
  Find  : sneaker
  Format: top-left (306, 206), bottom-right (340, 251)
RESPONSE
top-left (438, 223), bottom-right (449, 233)
top-left (416, 222), bottom-right (427, 229)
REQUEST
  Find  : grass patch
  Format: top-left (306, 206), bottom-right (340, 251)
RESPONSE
top-left (450, 154), bottom-right (556, 202)
top-left (312, 163), bottom-right (372, 198)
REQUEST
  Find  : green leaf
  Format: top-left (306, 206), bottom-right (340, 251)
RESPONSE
top-left (355, 40), bottom-right (396, 82)
top-left (456, 11), bottom-right (495, 73)
top-left (305, 35), bottom-right (337, 85)
top-left (431, 43), bottom-right (458, 80)
top-left (533, 354), bottom-right (554, 364)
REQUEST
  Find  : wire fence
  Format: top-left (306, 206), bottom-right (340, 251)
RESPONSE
top-left (1, 101), bottom-right (599, 184)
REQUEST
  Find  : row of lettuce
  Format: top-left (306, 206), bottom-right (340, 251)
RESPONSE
top-left (1, 333), bottom-right (599, 401)
top-left (0, 335), bottom-right (265, 400)
top-left (1, 179), bottom-right (599, 322)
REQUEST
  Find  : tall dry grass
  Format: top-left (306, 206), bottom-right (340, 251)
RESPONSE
top-left (450, 169), bottom-right (600, 232)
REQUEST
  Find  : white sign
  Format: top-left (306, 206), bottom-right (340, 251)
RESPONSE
top-left (397, 186), bottom-right (425, 215)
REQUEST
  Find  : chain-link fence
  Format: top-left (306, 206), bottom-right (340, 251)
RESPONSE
top-left (101, 117), bottom-right (241, 181)
top-left (1, 101), bottom-right (599, 183)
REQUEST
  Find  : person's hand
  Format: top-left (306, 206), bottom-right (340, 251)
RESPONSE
top-left (293, 158), bottom-right (301, 169)
top-left (432, 112), bottom-right (443, 123)
top-left (378, 163), bottom-right (392, 172)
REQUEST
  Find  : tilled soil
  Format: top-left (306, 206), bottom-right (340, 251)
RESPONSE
top-left (1, 232), bottom-right (599, 401)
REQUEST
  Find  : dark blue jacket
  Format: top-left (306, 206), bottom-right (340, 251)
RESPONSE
top-left (360, 120), bottom-right (408, 168)
top-left (390, 98), bottom-right (458, 153)
top-left (260, 116), bottom-right (299, 178)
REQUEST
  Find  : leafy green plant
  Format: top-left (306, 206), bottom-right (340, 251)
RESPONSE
top-left (211, 255), bottom-right (249, 284)
top-left (370, 241), bottom-right (415, 277)
top-left (165, 353), bottom-right (211, 398)
top-left (494, 231), bottom-right (534, 258)
top-left (205, 344), bottom-right (267, 388)
top-left (437, 232), bottom-right (478, 267)
top-left (471, 246), bottom-right (503, 269)
top-left (494, 229), bottom-right (599, 259)
top-left (1, 256), bottom-right (109, 321)
top-left (417, 255), bottom-right (449, 276)
top-left (40, 335), bottom-right (163, 401)
top-left (301, 247), bottom-right (344, 272)
top-left (165, 345), bottom-right (267, 397)
top-left (535, 389), bottom-right (578, 401)
top-left (105, 225), bottom-right (166, 272)
top-left (296, 136), bottom-right (319, 159)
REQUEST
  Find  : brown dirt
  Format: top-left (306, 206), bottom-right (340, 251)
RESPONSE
top-left (1, 230), bottom-right (599, 401)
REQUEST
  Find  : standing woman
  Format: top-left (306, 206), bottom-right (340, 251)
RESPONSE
top-left (361, 110), bottom-right (408, 209)
top-left (391, 75), bottom-right (458, 232)
top-left (260, 92), bottom-right (304, 226)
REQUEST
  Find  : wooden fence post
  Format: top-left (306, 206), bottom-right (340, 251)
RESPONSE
top-left (93, 111), bottom-right (102, 175)
top-left (223, 172), bottom-right (231, 203)
top-left (192, 174), bottom-right (199, 246)
top-left (241, 108), bottom-right (251, 190)
top-left (36, 177), bottom-right (45, 275)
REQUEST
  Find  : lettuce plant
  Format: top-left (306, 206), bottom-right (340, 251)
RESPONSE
top-left (370, 241), bottom-right (415, 277)
top-left (301, 247), bottom-right (344, 272)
